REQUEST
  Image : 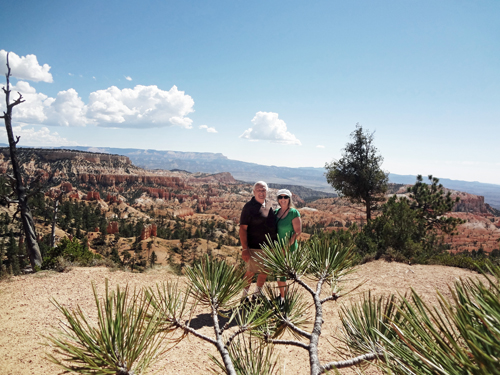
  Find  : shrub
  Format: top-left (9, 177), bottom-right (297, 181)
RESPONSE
top-left (46, 280), bottom-right (167, 374)
top-left (340, 265), bottom-right (500, 375)
top-left (42, 237), bottom-right (100, 270)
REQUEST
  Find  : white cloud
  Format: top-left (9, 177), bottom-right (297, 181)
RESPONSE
top-left (125, 76), bottom-right (132, 81)
top-left (45, 88), bottom-right (88, 127)
top-left (199, 125), bottom-right (217, 133)
top-left (316, 145), bottom-right (325, 148)
top-left (3, 81), bottom-right (53, 123)
top-left (0, 50), bottom-right (53, 83)
top-left (0, 82), bottom-right (195, 129)
top-left (0, 81), bottom-right (88, 127)
top-left (68, 73), bottom-right (74, 76)
top-left (86, 85), bottom-right (194, 128)
top-left (0, 124), bottom-right (78, 147)
top-left (240, 111), bottom-right (301, 145)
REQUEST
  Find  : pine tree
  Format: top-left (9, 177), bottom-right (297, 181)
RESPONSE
top-left (0, 238), bottom-right (7, 278)
top-left (407, 174), bottom-right (462, 234)
top-left (6, 230), bottom-right (20, 275)
top-left (325, 124), bottom-right (388, 220)
top-left (149, 251), bottom-right (157, 267)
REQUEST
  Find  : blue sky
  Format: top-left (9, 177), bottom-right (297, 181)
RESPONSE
top-left (1, 0), bottom-right (499, 184)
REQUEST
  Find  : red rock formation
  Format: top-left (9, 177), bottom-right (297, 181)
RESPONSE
top-left (452, 192), bottom-right (489, 214)
top-left (212, 172), bottom-right (238, 183)
top-left (142, 187), bottom-right (170, 199)
top-left (35, 149), bottom-right (131, 164)
top-left (60, 182), bottom-right (73, 192)
top-left (106, 194), bottom-right (122, 204)
top-left (291, 193), bottom-right (305, 207)
top-left (34, 170), bottom-right (50, 183)
top-left (140, 224), bottom-right (157, 240)
top-left (67, 191), bottom-right (79, 200)
top-left (80, 173), bottom-right (186, 188)
top-left (86, 191), bottom-right (100, 201)
top-left (107, 221), bottom-right (119, 234)
top-left (174, 208), bottom-right (195, 218)
top-left (45, 189), bottom-right (61, 199)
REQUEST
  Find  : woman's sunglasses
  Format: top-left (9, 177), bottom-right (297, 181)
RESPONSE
top-left (278, 195), bottom-right (290, 200)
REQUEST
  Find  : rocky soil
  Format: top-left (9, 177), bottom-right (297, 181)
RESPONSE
top-left (0, 261), bottom-right (485, 375)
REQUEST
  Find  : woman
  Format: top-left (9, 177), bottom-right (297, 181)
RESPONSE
top-left (275, 189), bottom-right (302, 299)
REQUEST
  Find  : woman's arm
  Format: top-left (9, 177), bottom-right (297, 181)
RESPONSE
top-left (289, 216), bottom-right (302, 245)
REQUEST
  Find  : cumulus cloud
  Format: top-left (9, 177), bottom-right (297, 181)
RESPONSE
top-left (3, 81), bottom-right (52, 123)
top-left (199, 125), bottom-right (217, 133)
top-left (0, 124), bottom-right (78, 147)
top-left (86, 85), bottom-right (194, 128)
top-left (0, 50), bottom-right (53, 83)
top-left (45, 88), bottom-right (88, 127)
top-left (316, 145), bottom-right (325, 148)
top-left (0, 82), bottom-right (195, 129)
top-left (125, 76), bottom-right (132, 81)
top-left (240, 111), bottom-right (301, 145)
top-left (0, 81), bottom-right (88, 127)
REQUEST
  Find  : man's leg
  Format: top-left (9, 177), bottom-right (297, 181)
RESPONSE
top-left (242, 271), bottom-right (255, 298)
top-left (255, 273), bottom-right (268, 296)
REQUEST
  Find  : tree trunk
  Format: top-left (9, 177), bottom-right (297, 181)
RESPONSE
top-left (51, 196), bottom-right (61, 248)
top-left (365, 198), bottom-right (372, 221)
top-left (309, 289), bottom-right (325, 375)
top-left (2, 54), bottom-right (42, 270)
top-left (211, 306), bottom-right (237, 375)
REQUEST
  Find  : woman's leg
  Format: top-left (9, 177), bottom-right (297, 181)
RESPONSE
top-left (277, 280), bottom-right (287, 299)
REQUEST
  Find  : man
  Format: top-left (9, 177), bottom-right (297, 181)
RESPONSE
top-left (239, 181), bottom-right (277, 300)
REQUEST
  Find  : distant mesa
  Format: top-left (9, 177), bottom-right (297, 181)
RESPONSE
top-left (1, 144), bottom-right (499, 209)
top-left (0, 147), bottom-right (131, 165)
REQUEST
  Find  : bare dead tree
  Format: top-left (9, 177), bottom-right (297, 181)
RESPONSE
top-left (50, 192), bottom-right (63, 248)
top-left (1, 53), bottom-right (42, 270)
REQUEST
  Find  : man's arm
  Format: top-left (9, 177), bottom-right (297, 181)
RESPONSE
top-left (239, 224), bottom-right (249, 249)
top-left (239, 224), bottom-right (250, 262)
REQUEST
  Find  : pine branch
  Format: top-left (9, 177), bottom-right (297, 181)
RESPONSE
top-left (283, 319), bottom-right (312, 339)
top-left (266, 338), bottom-right (309, 350)
top-left (174, 319), bottom-right (217, 345)
top-left (320, 293), bottom-right (339, 304)
top-left (320, 352), bottom-right (382, 372)
top-left (295, 277), bottom-right (316, 297)
top-left (224, 325), bottom-right (248, 348)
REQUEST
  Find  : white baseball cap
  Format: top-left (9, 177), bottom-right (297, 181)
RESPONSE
top-left (277, 189), bottom-right (292, 197)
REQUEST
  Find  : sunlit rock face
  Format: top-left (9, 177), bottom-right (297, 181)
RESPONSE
top-left (451, 191), bottom-right (489, 214)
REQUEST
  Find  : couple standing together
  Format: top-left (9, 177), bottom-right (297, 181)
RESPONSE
top-left (239, 181), bottom-right (302, 301)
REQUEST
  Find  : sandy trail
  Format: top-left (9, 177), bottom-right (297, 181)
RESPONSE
top-left (0, 260), bottom-right (483, 375)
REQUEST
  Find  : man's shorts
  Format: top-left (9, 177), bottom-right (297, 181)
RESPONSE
top-left (246, 248), bottom-right (269, 274)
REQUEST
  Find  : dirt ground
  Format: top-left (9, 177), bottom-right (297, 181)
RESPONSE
top-left (0, 260), bottom-right (485, 375)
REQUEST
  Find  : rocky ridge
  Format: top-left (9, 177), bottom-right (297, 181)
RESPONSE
top-left (1, 148), bottom-right (498, 256)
